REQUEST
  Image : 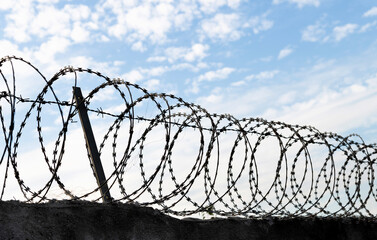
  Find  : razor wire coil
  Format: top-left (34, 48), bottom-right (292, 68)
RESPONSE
top-left (1, 56), bottom-right (377, 218)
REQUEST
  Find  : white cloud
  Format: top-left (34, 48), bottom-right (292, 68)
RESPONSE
top-left (273, 0), bottom-right (320, 8)
top-left (171, 1), bottom-right (198, 31)
top-left (333, 23), bottom-right (358, 42)
top-left (266, 82), bottom-right (377, 133)
top-left (231, 80), bottom-right (246, 87)
top-left (99, 0), bottom-right (242, 47)
top-left (170, 62), bottom-right (208, 72)
top-left (303, 22), bottom-right (360, 42)
top-left (113, 60), bottom-right (125, 67)
top-left (122, 70), bottom-right (143, 83)
top-left (36, 0), bottom-right (59, 4)
top-left (363, 7), bottom-right (377, 17)
top-left (258, 53), bottom-right (377, 134)
top-left (0, 0), bottom-right (13, 10)
top-left (120, 66), bottom-right (168, 84)
top-left (200, 13), bottom-right (242, 41)
top-left (359, 21), bottom-right (377, 33)
top-left (30, 5), bottom-right (71, 38)
top-left (197, 93), bottom-right (223, 105)
top-left (33, 37), bottom-right (71, 64)
top-left (145, 66), bottom-right (168, 77)
top-left (198, 67), bottom-right (235, 82)
top-left (245, 70), bottom-right (279, 81)
top-left (197, 0), bottom-right (241, 13)
top-left (63, 4), bottom-right (91, 22)
top-left (277, 91), bottom-right (296, 105)
top-left (125, 3), bottom-right (173, 43)
top-left (71, 22), bottom-right (90, 43)
top-left (227, 0), bottom-right (242, 9)
top-left (244, 14), bottom-right (274, 34)
top-left (147, 56), bottom-right (166, 62)
top-left (278, 47), bottom-right (293, 60)
top-left (2, 1), bottom-right (94, 45)
top-left (187, 80), bottom-right (200, 94)
top-left (107, 19), bottom-right (127, 39)
top-left (3, 1), bottom-right (35, 42)
top-left (195, 86), bottom-right (274, 116)
top-left (99, 35), bottom-right (110, 42)
top-left (185, 44), bottom-right (209, 62)
top-left (164, 47), bottom-right (187, 62)
top-left (144, 79), bottom-right (160, 91)
top-left (195, 49), bottom-right (377, 137)
top-left (302, 22), bottom-right (327, 42)
top-left (0, 40), bottom-right (23, 57)
top-left (131, 41), bottom-right (147, 52)
top-left (155, 43), bottom-right (209, 63)
top-left (100, 1), bottom-right (200, 49)
top-left (198, 0), bottom-right (225, 13)
top-left (187, 67), bottom-right (235, 94)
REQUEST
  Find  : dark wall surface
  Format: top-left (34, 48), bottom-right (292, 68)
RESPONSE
top-left (0, 201), bottom-right (376, 240)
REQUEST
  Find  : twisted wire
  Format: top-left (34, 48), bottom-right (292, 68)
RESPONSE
top-left (1, 56), bottom-right (376, 218)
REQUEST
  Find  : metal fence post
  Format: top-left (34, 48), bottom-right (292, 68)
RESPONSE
top-left (72, 87), bottom-right (112, 202)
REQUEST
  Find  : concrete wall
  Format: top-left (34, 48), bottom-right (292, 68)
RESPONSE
top-left (0, 201), bottom-right (376, 240)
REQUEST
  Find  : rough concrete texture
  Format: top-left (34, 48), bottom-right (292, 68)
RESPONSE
top-left (0, 200), bottom-right (376, 240)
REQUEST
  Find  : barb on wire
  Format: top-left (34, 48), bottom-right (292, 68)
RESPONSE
top-left (0, 56), bottom-right (377, 218)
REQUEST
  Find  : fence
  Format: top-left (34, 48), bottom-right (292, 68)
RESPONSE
top-left (1, 56), bottom-right (376, 218)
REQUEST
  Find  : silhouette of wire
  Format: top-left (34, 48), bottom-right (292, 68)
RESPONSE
top-left (1, 56), bottom-right (376, 218)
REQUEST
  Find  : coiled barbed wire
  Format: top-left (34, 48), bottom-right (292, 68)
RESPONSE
top-left (0, 56), bottom-right (376, 218)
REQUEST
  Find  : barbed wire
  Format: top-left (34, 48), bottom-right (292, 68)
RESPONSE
top-left (1, 56), bottom-right (376, 218)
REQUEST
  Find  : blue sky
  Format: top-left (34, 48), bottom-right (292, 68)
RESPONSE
top-left (1, 0), bottom-right (377, 212)
top-left (1, 0), bottom-right (377, 142)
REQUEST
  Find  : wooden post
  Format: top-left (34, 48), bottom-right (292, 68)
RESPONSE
top-left (72, 87), bottom-right (112, 202)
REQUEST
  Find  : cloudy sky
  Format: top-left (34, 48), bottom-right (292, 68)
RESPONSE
top-left (1, 0), bottom-right (377, 142)
top-left (1, 0), bottom-right (377, 210)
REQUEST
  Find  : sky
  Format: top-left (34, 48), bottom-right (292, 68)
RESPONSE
top-left (1, 0), bottom-right (377, 140)
top-left (1, 0), bottom-right (377, 213)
